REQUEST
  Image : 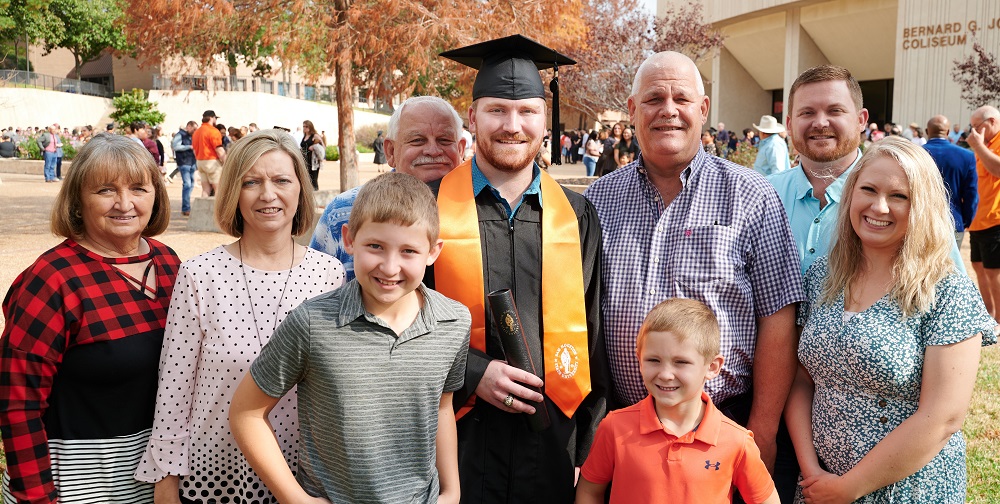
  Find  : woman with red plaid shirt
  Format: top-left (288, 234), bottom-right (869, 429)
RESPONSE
top-left (0, 133), bottom-right (180, 503)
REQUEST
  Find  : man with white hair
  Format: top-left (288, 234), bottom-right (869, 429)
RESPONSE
top-left (309, 96), bottom-right (466, 280)
top-left (584, 51), bottom-right (803, 483)
top-left (968, 105), bottom-right (1000, 319)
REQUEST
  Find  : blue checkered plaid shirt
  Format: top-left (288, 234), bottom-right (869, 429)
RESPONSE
top-left (584, 148), bottom-right (804, 406)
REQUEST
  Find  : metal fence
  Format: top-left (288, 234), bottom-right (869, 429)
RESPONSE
top-left (0, 70), bottom-right (113, 97)
top-left (152, 74), bottom-right (337, 103)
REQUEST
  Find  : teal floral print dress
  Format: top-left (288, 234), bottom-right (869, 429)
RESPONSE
top-left (796, 257), bottom-right (996, 503)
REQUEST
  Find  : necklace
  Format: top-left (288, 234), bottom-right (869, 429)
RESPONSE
top-left (239, 237), bottom-right (295, 347)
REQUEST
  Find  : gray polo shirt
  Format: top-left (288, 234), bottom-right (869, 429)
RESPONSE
top-left (250, 280), bottom-right (470, 503)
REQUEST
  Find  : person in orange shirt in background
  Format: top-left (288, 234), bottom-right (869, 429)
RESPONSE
top-left (192, 110), bottom-right (227, 197)
top-left (576, 299), bottom-right (779, 504)
top-left (967, 105), bottom-right (1000, 320)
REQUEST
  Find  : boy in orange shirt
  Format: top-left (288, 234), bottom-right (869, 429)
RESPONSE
top-left (577, 298), bottom-right (779, 504)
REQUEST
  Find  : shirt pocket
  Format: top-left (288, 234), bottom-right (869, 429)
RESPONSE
top-left (667, 225), bottom-right (741, 285)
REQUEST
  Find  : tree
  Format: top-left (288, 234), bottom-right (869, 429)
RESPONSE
top-left (562, 0), bottom-right (724, 121)
top-left (0, 0), bottom-right (58, 72)
top-left (952, 41), bottom-right (1000, 108)
top-left (44, 0), bottom-right (128, 79)
top-left (109, 88), bottom-right (166, 128)
top-left (120, 0), bottom-right (585, 190)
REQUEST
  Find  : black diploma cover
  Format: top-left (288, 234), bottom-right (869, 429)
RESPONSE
top-left (487, 289), bottom-right (552, 432)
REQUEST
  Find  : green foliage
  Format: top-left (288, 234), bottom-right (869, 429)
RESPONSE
top-left (61, 138), bottom-right (76, 160)
top-left (110, 89), bottom-right (166, 127)
top-left (357, 145), bottom-right (373, 154)
top-left (354, 123), bottom-right (388, 151)
top-left (43, 0), bottom-right (128, 78)
top-left (325, 145), bottom-right (339, 161)
top-left (18, 138), bottom-right (41, 160)
top-left (0, 0), bottom-right (58, 51)
top-left (726, 141), bottom-right (757, 169)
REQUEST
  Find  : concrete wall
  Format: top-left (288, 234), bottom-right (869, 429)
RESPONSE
top-left (0, 88), bottom-right (390, 144)
top-left (0, 88), bottom-right (112, 129)
top-left (893, 0), bottom-right (1000, 128)
top-left (711, 48), bottom-right (772, 132)
top-left (149, 91), bottom-right (391, 144)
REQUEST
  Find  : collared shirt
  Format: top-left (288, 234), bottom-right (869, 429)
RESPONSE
top-left (310, 185), bottom-right (362, 280)
top-left (584, 149), bottom-right (804, 406)
top-left (752, 134), bottom-right (790, 176)
top-left (250, 280), bottom-right (470, 503)
top-left (580, 392), bottom-right (775, 504)
top-left (949, 129), bottom-right (963, 144)
top-left (970, 131), bottom-right (1000, 231)
top-left (471, 157), bottom-right (543, 221)
top-left (767, 154), bottom-right (858, 274)
top-left (924, 138), bottom-right (978, 231)
top-left (770, 150), bottom-right (968, 274)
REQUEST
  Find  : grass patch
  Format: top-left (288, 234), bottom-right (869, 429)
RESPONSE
top-left (966, 345), bottom-right (1000, 502)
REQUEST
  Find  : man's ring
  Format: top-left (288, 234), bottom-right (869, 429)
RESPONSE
top-left (503, 394), bottom-right (514, 407)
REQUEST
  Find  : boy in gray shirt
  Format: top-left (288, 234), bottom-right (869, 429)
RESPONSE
top-left (230, 173), bottom-right (470, 503)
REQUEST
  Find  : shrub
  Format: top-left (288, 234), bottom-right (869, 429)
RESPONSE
top-left (18, 139), bottom-right (41, 160)
top-left (354, 122), bottom-right (388, 150)
top-left (110, 89), bottom-right (166, 128)
top-left (61, 140), bottom-right (77, 160)
top-left (727, 141), bottom-right (757, 169)
top-left (325, 145), bottom-right (339, 161)
top-left (357, 144), bottom-right (373, 154)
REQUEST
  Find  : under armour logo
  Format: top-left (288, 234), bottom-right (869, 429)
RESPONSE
top-left (705, 460), bottom-right (720, 471)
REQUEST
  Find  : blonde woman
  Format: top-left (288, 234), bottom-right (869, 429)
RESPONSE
top-left (136, 130), bottom-right (345, 503)
top-left (786, 137), bottom-right (995, 503)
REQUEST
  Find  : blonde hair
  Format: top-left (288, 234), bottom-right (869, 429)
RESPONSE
top-left (50, 133), bottom-right (169, 238)
top-left (347, 172), bottom-right (440, 243)
top-left (214, 129), bottom-right (315, 237)
top-left (821, 136), bottom-right (954, 317)
top-left (636, 298), bottom-right (720, 362)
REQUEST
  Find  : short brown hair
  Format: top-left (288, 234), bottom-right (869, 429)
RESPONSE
top-left (635, 298), bottom-right (720, 362)
top-left (788, 65), bottom-right (863, 115)
top-left (347, 172), bottom-right (439, 243)
top-left (50, 133), bottom-right (170, 238)
top-left (214, 129), bottom-right (315, 237)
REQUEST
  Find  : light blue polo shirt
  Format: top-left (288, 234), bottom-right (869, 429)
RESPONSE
top-left (767, 150), bottom-right (966, 275)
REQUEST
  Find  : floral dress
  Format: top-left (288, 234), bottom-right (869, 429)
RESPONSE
top-left (796, 257), bottom-right (995, 503)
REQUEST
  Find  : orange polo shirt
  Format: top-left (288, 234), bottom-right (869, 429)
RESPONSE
top-left (969, 130), bottom-right (1000, 231)
top-left (581, 393), bottom-right (775, 504)
top-left (192, 122), bottom-right (222, 161)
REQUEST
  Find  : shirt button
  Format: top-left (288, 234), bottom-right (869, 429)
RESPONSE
top-left (650, 288), bottom-right (656, 295)
top-left (809, 248), bottom-right (816, 253)
top-left (878, 399), bottom-right (887, 408)
top-left (653, 258), bottom-right (659, 264)
top-left (879, 416), bottom-right (888, 424)
top-left (814, 218), bottom-right (820, 223)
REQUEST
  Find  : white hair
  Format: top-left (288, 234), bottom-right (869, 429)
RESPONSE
top-left (630, 51), bottom-right (706, 98)
top-left (386, 96), bottom-right (464, 141)
top-left (974, 105), bottom-right (1000, 121)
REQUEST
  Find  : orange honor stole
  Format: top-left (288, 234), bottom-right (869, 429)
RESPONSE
top-left (435, 159), bottom-right (591, 418)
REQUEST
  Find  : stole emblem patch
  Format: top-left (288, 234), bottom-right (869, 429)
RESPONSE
top-left (554, 343), bottom-right (579, 378)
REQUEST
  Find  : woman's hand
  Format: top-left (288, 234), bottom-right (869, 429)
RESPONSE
top-left (800, 471), bottom-right (855, 504)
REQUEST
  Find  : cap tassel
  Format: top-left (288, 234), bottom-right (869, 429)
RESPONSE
top-left (550, 63), bottom-right (561, 165)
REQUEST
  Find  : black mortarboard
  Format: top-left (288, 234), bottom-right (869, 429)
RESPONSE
top-left (440, 34), bottom-right (576, 165)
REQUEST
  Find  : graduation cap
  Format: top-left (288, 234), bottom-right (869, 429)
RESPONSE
top-left (440, 34), bottom-right (576, 165)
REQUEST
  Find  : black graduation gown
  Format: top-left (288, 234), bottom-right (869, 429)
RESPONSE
top-left (427, 180), bottom-right (610, 504)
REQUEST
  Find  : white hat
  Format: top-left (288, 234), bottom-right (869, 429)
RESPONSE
top-left (753, 115), bottom-right (785, 134)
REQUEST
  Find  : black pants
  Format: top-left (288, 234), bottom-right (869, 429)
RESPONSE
top-left (308, 168), bottom-right (320, 191)
top-left (717, 391), bottom-right (800, 504)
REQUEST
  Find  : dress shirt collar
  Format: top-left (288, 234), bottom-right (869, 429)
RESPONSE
top-left (637, 392), bottom-right (721, 446)
top-left (471, 156), bottom-right (543, 216)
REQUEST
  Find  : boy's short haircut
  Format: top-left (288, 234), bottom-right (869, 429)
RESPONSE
top-left (348, 172), bottom-right (440, 243)
top-left (636, 298), bottom-right (720, 361)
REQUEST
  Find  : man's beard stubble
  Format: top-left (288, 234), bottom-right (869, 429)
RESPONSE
top-left (793, 127), bottom-right (860, 164)
top-left (477, 134), bottom-right (542, 173)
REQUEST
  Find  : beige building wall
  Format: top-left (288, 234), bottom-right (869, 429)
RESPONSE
top-left (663, 0), bottom-right (999, 131)
top-left (893, 0), bottom-right (1000, 128)
top-left (711, 48), bottom-right (772, 132)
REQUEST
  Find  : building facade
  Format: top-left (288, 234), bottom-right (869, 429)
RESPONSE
top-left (660, 0), bottom-right (1000, 133)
